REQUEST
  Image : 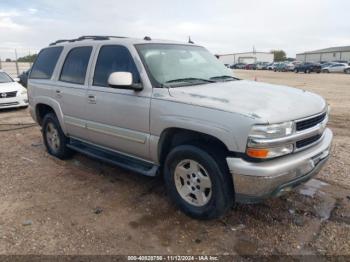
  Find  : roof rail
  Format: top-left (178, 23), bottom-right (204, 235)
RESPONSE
top-left (49, 35), bottom-right (128, 46)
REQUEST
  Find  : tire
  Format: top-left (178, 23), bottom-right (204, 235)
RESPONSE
top-left (305, 69), bottom-right (310, 74)
top-left (294, 69), bottom-right (298, 73)
top-left (323, 69), bottom-right (329, 73)
top-left (345, 69), bottom-right (350, 74)
top-left (163, 145), bottom-right (234, 219)
top-left (42, 113), bottom-right (73, 159)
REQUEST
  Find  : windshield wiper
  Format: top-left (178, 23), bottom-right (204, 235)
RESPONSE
top-left (165, 77), bottom-right (215, 84)
top-left (209, 75), bottom-right (238, 81)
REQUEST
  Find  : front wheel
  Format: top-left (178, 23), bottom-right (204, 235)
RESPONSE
top-left (345, 69), bottom-right (350, 74)
top-left (164, 145), bottom-right (234, 219)
top-left (294, 69), bottom-right (299, 73)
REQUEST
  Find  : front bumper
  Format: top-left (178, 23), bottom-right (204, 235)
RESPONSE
top-left (227, 128), bottom-right (333, 203)
top-left (0, 95), bottom-right (28, 109)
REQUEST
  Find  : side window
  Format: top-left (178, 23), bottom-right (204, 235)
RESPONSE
top-left (60, 46), bottom-right (92, 85)
top-left (30, 47), bottom-right (63, 79)
top-left (93, 45), bottom-right (140, 87)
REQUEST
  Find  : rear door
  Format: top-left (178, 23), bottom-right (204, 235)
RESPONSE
top-left (85, 44), bottom-right (151, 160)
top-left (55, 46), bottom-right (94, 140)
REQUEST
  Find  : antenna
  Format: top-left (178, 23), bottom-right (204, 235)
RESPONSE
top-left (188, 36), bottom-right (194, 44)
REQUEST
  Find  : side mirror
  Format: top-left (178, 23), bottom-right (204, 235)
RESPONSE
top-left (107, 72), bottom-right (143, 91)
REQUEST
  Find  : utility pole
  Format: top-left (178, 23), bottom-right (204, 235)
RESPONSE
top-left (29, 48), bottom-right (32, 67)
top-left (15, 49), bottom-right (19, 75)
top-left (0, 57), bottom-right (2, 69)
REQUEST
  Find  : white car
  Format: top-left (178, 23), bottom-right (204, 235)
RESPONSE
top-left (267, 62), bottom-right (279, 70)
top-left (322, 63), bottom-right (350, 73)
top-left (0, 70), bottom-right (28, 109)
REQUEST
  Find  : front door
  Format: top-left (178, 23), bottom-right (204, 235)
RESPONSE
top-left (86, 44), bottom-right (151, 160)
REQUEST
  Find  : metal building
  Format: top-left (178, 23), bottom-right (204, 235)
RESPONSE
top-left (216, 52), bottom-right (274, 65)
top-left (296, 46), bottom-right (350, 63)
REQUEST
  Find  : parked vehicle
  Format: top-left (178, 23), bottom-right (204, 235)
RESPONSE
top-left (28, 36), bottom-right (333, 219)
top-left (231, 63), bottom-right (246, 69)
top-left (0, 70), bottom-right (28, 109)
top-left (274, 63), bottom-right (288, 72)
top-left (245, 63), bottom-right (257, 70)
top-left (18, 69), bottom-right (30, 88)
top-left (294, 63), bottom-right (321, 73)
top-left (321, 62), bottom-right (336, 69)
top-left (322, 63), bottom-right (350, 73)
top-left (285, 62), bottom-right (296, 71)
top-left (256, 62), bottom-right (269, 70)
top-left (266, 62), bottom-right (278, 70)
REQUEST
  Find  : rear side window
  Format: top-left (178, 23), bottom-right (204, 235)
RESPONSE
top-left (93, 45), bottom-right (140, 87)
top-left (30, 47), bottom-right (63, 79)
top-left (60, 46), bottom-right (92, 85)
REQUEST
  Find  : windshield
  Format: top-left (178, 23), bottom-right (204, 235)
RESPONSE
top-left (136, 44), bottom-right (234, 87)
top-left (0, 72), bottom-right (14, 84)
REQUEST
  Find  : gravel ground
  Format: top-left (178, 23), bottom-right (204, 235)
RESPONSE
top-left (0, 70), bottom-right (349, 257)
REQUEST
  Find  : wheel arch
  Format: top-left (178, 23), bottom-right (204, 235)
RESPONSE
top-left (157, 127), bottom-right (231, 167)
top-left (34, 98), bottom-right (66, 133)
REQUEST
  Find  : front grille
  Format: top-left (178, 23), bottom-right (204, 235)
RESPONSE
top-left (0, 91), bottom-right (17, 98)
top-left (296, 134), bottom-right (322, 148)
top-left (296, 112), bottom-right (326, 131)
top-left (0, 102), bottom-right (19, 107)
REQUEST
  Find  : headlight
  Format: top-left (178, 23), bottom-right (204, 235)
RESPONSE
top-left (247, 122), bottom-right (294, 159)
top-left (249, 121), bottom-right (293, 139)
top-left (21, 89), bottom-right (27, 95)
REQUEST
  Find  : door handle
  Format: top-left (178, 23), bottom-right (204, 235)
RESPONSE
top-left (55, 89), bottom-right (62, 98)
top-left (88, 94), bottom-right (96, 104)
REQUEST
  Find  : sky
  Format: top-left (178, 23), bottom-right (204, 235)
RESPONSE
top-left (0, 0), bottom-right (350, 60)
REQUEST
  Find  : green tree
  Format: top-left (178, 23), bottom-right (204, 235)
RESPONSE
top-left (271, 50), bottom-right (287, 62)
top-left (17, 54), bottom-right (37, 63)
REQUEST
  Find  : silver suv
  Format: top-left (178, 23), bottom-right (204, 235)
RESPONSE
top-left (28, 36), bottom-right (332, 219)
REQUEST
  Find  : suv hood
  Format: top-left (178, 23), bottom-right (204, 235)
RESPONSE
top-left (168, 80), bottom-right (326, 123)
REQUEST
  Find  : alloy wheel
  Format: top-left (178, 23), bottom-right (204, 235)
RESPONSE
top-left (46, 122), bottom-right (60, 152)
top-left (174, 159), bottom-right (212, 207)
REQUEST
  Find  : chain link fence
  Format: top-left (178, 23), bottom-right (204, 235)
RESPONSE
top-left (0, 60), bottom-right (32, 78)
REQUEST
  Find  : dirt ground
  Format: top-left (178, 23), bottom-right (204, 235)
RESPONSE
top-left (0, 70), bottom-right (349, 257)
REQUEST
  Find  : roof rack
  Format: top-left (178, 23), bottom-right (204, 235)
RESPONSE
top-left (49, 35), bottom-right (127, 46)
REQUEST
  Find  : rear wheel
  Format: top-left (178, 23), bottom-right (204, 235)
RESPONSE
top-left (42, 113), bottom-right (73, 159)
top-left (163, 145), bottom-right (234, 219)
top-left (345, 68), bottom-right (350, 74)
top-left (294, 69), bottom-right (298, 73)
top-left (305, 69), bottom-right (310, 73)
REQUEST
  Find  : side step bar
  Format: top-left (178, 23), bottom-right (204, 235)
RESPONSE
top-left (67, 139), bottom-right (158, 177)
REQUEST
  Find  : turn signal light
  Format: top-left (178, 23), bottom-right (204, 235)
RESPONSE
top-left (246, 148), bottom-right (269, 158)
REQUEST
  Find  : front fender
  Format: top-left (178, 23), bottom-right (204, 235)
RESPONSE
top-left (150, 99), bottom-right (256, 153)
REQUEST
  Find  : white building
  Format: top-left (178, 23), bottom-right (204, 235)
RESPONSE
top-left (216, 52), bottom-right (274, 65)
top-left (296, 46), bottom-right (350, 63)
